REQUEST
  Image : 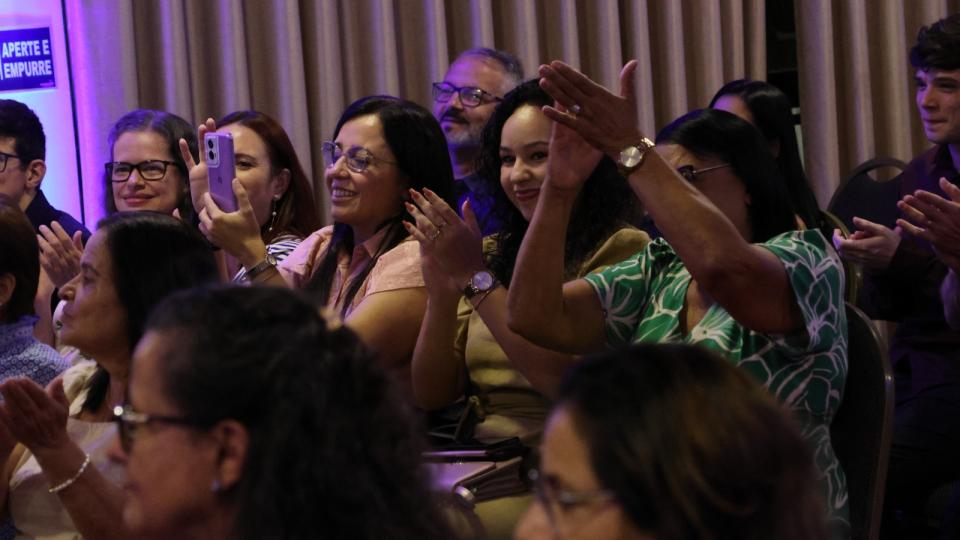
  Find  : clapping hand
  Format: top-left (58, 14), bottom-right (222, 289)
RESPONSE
top-left (833, 217), bottom-right (902, 272)
top-left (404, 189), bottom-right (484, 298)
top-left (37, 222), bottom-right (83, 288)
top-left (0, 378), bottom-right (70, 455)
top-left (898, 177), bottom-right (960, 271)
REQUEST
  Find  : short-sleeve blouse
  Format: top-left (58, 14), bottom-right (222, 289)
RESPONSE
top-left (277, 225), bottom-right (423, 315)
top-left (583, 229), bottom-right (849, 528)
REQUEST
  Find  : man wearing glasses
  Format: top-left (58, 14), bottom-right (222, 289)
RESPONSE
top-left (433, 48), bottom-right (522, 234)
top-left (0, 99), bottom-right (89, 242)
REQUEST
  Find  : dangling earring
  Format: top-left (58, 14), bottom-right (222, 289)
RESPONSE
top-left (267, 197), bottom-right (280, 233)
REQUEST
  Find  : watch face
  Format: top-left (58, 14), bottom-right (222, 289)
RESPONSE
top-left (471, 271), bottom-right (495, 291)
top-left (619, 145), bottom-right (642, 168)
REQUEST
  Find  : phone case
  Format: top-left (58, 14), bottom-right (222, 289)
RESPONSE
top-left (204, 132), bottom-right (238, 213)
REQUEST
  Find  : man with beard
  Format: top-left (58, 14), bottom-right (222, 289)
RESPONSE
top-left (433, 48), bottom-right (522, 234)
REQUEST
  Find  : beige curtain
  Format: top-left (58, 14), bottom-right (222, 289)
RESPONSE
top-left (64, 0), bottom-right (765, 227)
top-left (795, 0), bottom-right (960, 206)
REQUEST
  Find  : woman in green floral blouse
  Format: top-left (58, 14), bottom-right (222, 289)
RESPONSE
top-left (506, 61), bottom-right (849, 534)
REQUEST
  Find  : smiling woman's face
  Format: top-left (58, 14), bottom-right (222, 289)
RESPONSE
top-left (111, 130), bottom-right (185, 215)
top-left (499, 105), bottom-right (551, 221)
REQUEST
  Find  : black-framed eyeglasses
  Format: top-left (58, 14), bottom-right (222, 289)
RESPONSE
top-left (113, 404), bottom-right (212, 453)
top-left (432, 82), bottom-right (502, 108)
top-left (321, 141), bottom-right (397, 173)
top-left (105, 160), bottom-right (178, 183)
top-left (0, 150), bottom-right (21, 173)
top-left (528, 469), bottom-right (616, 530)
top-left (676, 163), bottom-right (732, 182)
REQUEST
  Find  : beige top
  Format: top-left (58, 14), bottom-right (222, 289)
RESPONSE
top-left (8, 361), bottom-right (124, 540)
top-left (277, 225), bottom-right (423, 316)
top-left (456, 228), bottom-right (650, 445)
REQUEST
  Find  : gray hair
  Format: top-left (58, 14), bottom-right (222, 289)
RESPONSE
top-left (455, 47), bottom-right (524, 92)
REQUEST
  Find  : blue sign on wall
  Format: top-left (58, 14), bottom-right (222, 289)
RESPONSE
top-left (0, 27), bottom-right (55, 92)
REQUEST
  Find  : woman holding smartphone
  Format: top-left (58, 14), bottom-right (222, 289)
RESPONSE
top-left (195, 96), bottom-right (453, 386)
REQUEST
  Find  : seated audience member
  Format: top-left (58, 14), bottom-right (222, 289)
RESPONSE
top-left (200, 96), bottom-right (453, 384)
top-left (0, 196), bottom-right (68, 386)
top-left (899, 176), bottom-right (960, 330)
top-left (0, 212), bottom-right (218, 539)
top-left (832, 15), bottom-right (960, 536)
top-left (0, 99), bottom-right (89, 242)
top-left (514, 343), bottom-right (828, 540)
top-left (111, 285), bottom-right (452, 540)
top-left (407, 80), bottom-right (646, 539)
top-left (35, 109), bottom-right (201, 346)
top-left (507, 62), bottom-right (848, 530)
top-left (180, 110), bottom-right (321, 282)
top-left (710, 79), bottom-right (826, 234)
top-left (434, 48), bottom-right (524, 234)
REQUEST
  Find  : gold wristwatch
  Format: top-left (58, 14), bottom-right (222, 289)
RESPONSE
top-left (616, 137), bottom-right (655, 176)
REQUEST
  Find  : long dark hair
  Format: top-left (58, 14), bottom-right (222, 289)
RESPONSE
top-left (144, 286), bottom-right (452, 540)
top-left (558, 343), bottom-right (827, 540)
top-left (82, 212), bottom-right (219, 412)
top-left (104, 109), bottom-right (198, 221)
top-left (656, 108), bottom-right (797, 243)
top-left (218, 110), bottom-right (321, 243)
top-left (0, 195), bottom-right (39, 323)
top-left (306, 96), bottom-right (453, 315)
top-left (476, 80), bottom-right (636, 285)
top-left (709, 80), bottom-right (822, 231)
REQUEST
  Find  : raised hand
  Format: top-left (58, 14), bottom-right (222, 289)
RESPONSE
top-left (898, 177), bottom-right (960, 271)
top-left (179, 117), bottom-right (218, 215)
top-left (538, 60), bottom-right (643, 158)
top-left (546, 110), bottom-right (604, 193)
top-left (37, 222), bottom-right (83, 288)
top-left (0, 378), bottom-right (70, 454)
top-left (404, 188), bottom-right (485, 294)
top-left (833, 217), bottom-right (902, 272)
top-left (198, 179), bottom-right (265, 268)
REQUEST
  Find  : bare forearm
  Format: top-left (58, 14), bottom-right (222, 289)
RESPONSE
top-left (411, 295), bottom-right (466, 410)
top-left (506, 183), bottom-right (578, 343)
top-left (34, 443), bottom-right (128, 540)
top-left (628, 152), bottom-right (801, 334)
top-left (476, 287), bottom-right (576, 399)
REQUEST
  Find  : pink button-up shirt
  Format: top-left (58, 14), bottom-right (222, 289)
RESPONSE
top-left (277, 225), bottom-right (424, 317)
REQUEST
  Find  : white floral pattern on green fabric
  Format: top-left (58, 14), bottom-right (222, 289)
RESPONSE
top-left (583, 229), bottom-right (849, 528)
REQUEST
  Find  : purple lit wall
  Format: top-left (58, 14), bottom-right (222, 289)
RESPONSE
top-left (0, 0), bottom-right (83, 225)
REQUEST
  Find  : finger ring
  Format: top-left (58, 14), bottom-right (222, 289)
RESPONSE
top-left (569, 104), bottom-right (581, 115)
top-left (431, 229), bottom-right (442, 241)
top-left (436, 221), bottom-right (447, 230)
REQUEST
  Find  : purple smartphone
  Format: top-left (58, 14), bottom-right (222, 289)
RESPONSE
top-left (204, 132), bottom-right (237, 213)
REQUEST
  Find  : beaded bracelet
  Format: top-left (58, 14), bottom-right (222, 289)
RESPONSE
top-left (49, 453), bottom-right (91, 494)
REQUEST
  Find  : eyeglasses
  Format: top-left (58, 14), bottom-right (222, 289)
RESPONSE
top-left (0, 150), bottom-right (21, 172)
top-left (113, 404), bottom-right (211, 453)
top-left (528, 469), bottom-right (616, 530)
top-left (676, 163), bottom-right (732, 182)
top-left (321, 141), bottom-right (397, 173)
top-left (105, 160), bottom-right (178, 183)
top-left (432, 82), bottom-right (502, 108)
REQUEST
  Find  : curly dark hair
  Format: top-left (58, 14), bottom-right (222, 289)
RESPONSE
top-left (307, 96), bottom-right (454, 316)
top-left (558, 343), bottom-right (827, 540)
top-left (475, 80), bottom-right (637, 285)
top-left (0, 99), bottom-right (44, 164)
top-left (910, 12), bottom-right (960, 71)
top-left (709, 80), bottom-right (823, 233)
top-left (144, 286), bottom-right (452, 540)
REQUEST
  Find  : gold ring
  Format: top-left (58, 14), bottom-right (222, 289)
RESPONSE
top-left (431, 229), bottom-right (442, 240)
